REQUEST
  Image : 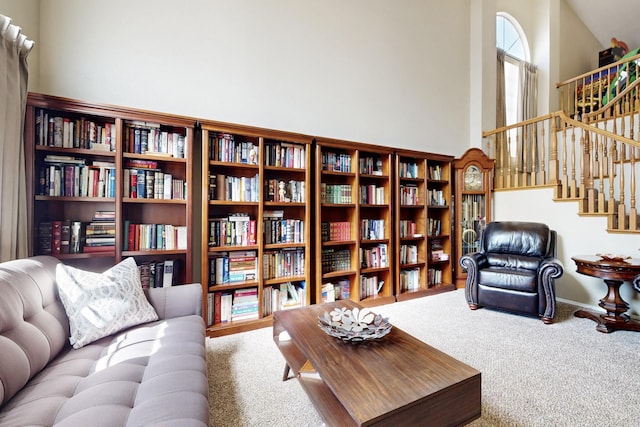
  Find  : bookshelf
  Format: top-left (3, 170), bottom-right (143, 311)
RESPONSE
top-left (315, 138), bottom-right (395, 307)
top-left (24, 93), bottom-right (194, 283)
top-left (201, 122), bottom-right (312, 337)
top-left (425, 153), bottom-right (455, 293)
top-left (453, 148), bottom-right (493, 287)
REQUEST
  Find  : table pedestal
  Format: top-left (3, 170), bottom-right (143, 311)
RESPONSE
top-left (572, 255), bottom-right (640, 334)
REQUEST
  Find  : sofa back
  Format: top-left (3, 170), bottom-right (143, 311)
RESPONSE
top-left (0, 256), bottom-right (69, 407)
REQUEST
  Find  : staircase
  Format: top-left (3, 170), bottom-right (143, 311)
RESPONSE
top-left (481, 52), bottom-right (640, 234)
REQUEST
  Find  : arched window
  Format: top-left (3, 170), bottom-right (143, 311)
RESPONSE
top-left (496, 13), bottom-right (530, 126)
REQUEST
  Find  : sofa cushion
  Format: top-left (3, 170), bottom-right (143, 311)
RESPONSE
top-left (56, 258), bottom-right (158, 349)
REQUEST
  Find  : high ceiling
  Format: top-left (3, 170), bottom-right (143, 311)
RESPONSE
top-left (565, 0), bottom-right (640, 52)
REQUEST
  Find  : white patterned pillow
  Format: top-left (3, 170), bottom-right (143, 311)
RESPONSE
top-left (56, 257), bottom-right (159, 349)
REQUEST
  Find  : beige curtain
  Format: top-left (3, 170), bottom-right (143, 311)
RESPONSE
top-left (518, 60), bottom-right (538, 173)
top-left (496, 48), bottom-right (507, 172)
top-left (0, 15), bottom-right (34, 261)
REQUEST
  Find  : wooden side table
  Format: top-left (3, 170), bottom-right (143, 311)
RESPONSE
top-left (572, 255), bottom-right (640, 333)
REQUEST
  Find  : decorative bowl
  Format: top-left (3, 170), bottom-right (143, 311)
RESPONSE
top-left (596, 253), bottom-right (631, 262)
top-left (317, 307), bottom-right (392, 343)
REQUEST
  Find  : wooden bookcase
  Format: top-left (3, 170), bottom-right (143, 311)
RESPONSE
top-left (453, 148), bottom-right (493, 287)
top-left (314, 138), bottom-right (395, 307)
top-left (24, 93), bottom-right (194, 284)
top-left (425, 154), bottom-right (455, 293)
top-left (200, 121), bottom-right (312, 337)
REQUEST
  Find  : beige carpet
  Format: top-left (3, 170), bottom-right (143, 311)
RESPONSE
top-left (206, 289), bottom-right (640, 426)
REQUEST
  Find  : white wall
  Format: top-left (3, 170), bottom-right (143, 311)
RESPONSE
top-left (0, 0), bottom-right (40, 91)
top-left (494, 188), bottom-right (640, 316)
top-left (35, 0), bottom-right (471, 155)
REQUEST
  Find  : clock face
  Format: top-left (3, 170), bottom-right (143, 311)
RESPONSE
top-left (464, 165), bottom-right (483, 190)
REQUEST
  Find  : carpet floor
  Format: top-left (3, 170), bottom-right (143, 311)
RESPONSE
top-left (206, 289), bottom-right (640, 426)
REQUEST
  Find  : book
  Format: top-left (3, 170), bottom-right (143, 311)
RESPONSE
top-left (163, 259), bottom-right (175, 287)
top-left (297, 360), bottom-right (321, 380)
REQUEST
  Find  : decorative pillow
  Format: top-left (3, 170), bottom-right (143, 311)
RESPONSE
top-left (56, 257), bottom-right (158, 349)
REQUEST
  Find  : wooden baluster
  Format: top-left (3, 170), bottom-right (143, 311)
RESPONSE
top-left (597, 135), bottom-right (605, 213)
top-left (630, 147), bottom-right (637, 231)
top-left (539, 120), bottom-right (546, 185)
top-left (506, 132), bottom-right (512, 189)
top-left (607, 140), bottom-right (616, 221)
top-left (618, 143), bottom-right (627, 230)
top-left (560, 122), bottom-right (568, 198)
top-left (570, 125), bottom-right (578, 198)
top-left (549, 117), bottom-right (559, 185)
top-left (582, 129), bottom-right (594, 212)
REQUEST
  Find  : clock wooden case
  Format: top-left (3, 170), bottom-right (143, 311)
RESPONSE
top-left (453, 148), bottom-right (494, 287)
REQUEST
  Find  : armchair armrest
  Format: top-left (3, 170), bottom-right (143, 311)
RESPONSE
top-left (144, 283), bottom-right (202, 320)
top-left (459, 252), bottom-right (488, 306)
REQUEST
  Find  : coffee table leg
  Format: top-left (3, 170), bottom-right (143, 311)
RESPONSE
top-left (574, 278), bottom-right (640, 333)
top-left (282, 363), bottom-right (291, 381)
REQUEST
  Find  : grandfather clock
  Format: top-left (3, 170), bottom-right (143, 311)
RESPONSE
top-left (454, 148), bottom-right (494, 287)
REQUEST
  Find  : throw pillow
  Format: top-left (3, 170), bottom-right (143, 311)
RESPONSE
top-left (56, 257), bottom-right (159, 349)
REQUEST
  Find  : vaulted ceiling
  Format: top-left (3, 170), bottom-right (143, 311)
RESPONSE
top-left (565, 0), bottom-right (640, 52)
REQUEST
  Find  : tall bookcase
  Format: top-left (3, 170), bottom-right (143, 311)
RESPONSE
top-left (201, 122), bottom-right (312, 337)
top-left (425, 154), bottom-right (455, 292)
top-left (24, 93), bottom-right (194, 284)
top-left (314, 138), bottom-right (395, 307)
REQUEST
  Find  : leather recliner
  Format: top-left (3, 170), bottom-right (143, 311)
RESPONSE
top-left (459, 221), bottom-right (564, 324)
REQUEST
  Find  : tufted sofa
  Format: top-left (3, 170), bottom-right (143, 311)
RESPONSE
top-left (0, 256), bottom-right (209, 427)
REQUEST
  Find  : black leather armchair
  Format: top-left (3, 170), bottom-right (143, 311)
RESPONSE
top-left (459, 221), bottom-right (564, 324)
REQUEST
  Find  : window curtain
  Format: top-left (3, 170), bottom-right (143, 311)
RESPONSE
top-left (495, 48), bottom-right (507, 171)
top-left (0, 15), bottom-right (34, 261)
top-left (518, 60), bottom-right (538, 173)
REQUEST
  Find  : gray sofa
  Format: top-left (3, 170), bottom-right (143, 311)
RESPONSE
top-left (0, 256), bottom-right (209, 427)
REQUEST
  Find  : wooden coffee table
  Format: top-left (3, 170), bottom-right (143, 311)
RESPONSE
top-left (273, 300), bottom-right (481, 427)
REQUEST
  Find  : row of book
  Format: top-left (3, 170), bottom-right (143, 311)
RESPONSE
top-left (39, 158), bottom-right (116, 198)
top-left (124, 121), bottom-right (186, 158)
top-left (428, 189), bottom-right (446, 206)
top-left (264, 179), bottom-right (305, 203)
top-left (37, 211), bottom-right (116, 255)
top-left (208, 133), bottom-right (258, 164)
top-left (124, 222), bottom-right (188, 251)
top-left (359, 185), bottom-right (385, 205)
top-left (209, 250), bottom-right (258, 285)
top-left (399, 267), bottom-right (421, 291)
top-left (359, 156), bottom-right (384, 175)
top-left (428, 218), bottom-right (442, 236)
top-left (399, 184), bottom-right (420, 205)
top-left (428, 268), bottom-right (444, 286)
top-left (399, 244), bottom-right (419, 264)
top-left (321, 221), bottom-right (351, 242)
top-left (123, 168), bottom-right (186, 200)
top-left (138, 259), bottom-right (179, 289)
top-left (320, 183), bottom-right (353, 204)
top-left (207, 282), bottom-right (307, 325)
top-left (208, 214), bottom-right (257, 247)
top-left (263, 248), bottom-right (305, 280)
top-left (263, 213), bottom-right (304, 245)
top-left (398, 161), bottom-right (420, 179)
top-left (361, 219), bottom-right (385, 240)
top-left (320, 279), bottom-right (351, 303)
top-left (321, 248), bottom-right (351, 274)
top-left (264, 142), bottom-right (306, 169)
top-left (262, 282), bottom-right (306, 316)
top-left (360, 244), bottom-right (388, 269)
top-left (35, 109), bottom-right (116, 151)
top-left (210, 173), bottom-right (260, 202)
top-left (207, 287), bottom-right (259, 325)
top-left (399, 219), bottom-right (422, 238)
top-left (428, 165), bottom-right (444, 180)
top-left (360, 275), bottom-right (384, 298)
top-left (321, 151), bottom-right (352, 173)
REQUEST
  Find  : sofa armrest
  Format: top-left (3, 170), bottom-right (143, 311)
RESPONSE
top-left (144, 283), bottom-right (202, 320)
